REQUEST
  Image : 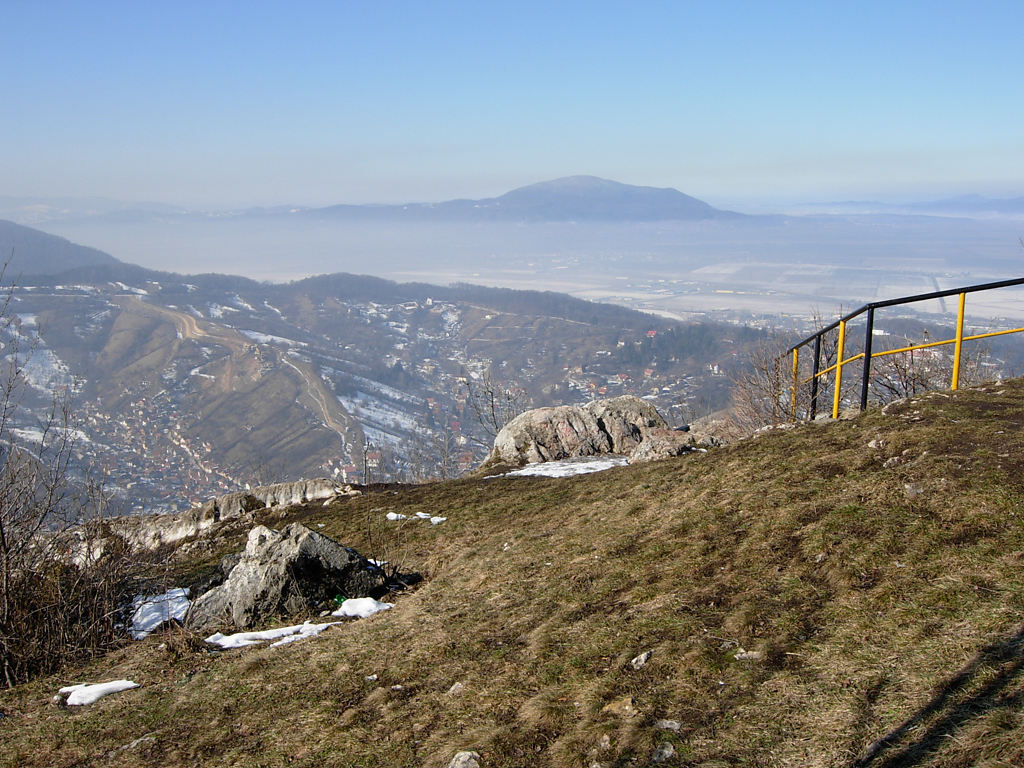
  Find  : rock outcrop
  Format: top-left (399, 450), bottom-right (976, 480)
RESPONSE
top-left (186, 523), bottom-right (385, 631)
top-left (89, 479), bottom-right (360, 556)
top-left (489, 395), bottom-right (667, 466)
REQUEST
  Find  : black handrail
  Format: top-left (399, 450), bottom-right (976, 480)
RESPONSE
top-left (785, 276), bottom-right (1024, 420)
top-left (787, 276), bottom-right (1024, 355)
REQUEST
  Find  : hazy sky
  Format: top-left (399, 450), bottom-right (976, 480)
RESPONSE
top-left (3, 1), bottom-right (1022, 208)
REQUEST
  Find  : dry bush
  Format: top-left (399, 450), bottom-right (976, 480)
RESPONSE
top-left (726, 316), bottom-right (997, 439)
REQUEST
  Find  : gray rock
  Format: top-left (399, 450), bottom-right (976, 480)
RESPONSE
top-left (654, 719), bottom-right (681, 731)
top-left (186, 523), bottom-right (384, 631)
top-left (251, 478), bottom-right (346, 508)
top-left (627, 429), bottom-right (694, 463)
top-left (489, 395), bottom-right (666, 466)
top-left (903, 483), bottom-right (923, 500)
top-left (695, 433), bottom-right (724, 448)
top-left (652, 742), bottom-right (675, 763)
top-left (187, 551), bottom-right (242, 597)
top-left (446, 751), bottom-right (481, 768)
top-left (629, 650), bottom-right (652, 669)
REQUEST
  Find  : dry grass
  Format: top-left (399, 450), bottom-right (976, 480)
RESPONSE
top-left (4, 380), bottom-right (1024, 767)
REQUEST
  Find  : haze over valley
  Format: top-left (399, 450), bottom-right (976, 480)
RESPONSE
top-left (2, 169), bottom-right (1023, 516)
top-left (5, 175), bottom-right (1024, 327)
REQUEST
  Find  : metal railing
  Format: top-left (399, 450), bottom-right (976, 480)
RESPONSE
top-left (785, 277), bottom-right (1024, 421)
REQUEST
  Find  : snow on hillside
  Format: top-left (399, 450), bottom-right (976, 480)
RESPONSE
top-left (239, 330), bottom-right (306, 347)
top-left (337, 391), bottom-right (420, 437)
top-left (10, 314), bottom-right (74, 393)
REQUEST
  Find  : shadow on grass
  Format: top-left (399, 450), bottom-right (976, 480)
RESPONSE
top-left (852, 624), bottom-right (1024, 767)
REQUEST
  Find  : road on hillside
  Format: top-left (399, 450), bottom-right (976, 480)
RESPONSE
top-left (116, 296), bottom-right (248, 352)
top-left (281, 357), bottom-right (353, 442)
top-left (120, 296), bottom-right (354, 443)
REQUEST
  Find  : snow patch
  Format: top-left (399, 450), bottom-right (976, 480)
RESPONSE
top-left (59, 680), bottom-right (140, 706)
top-left (336, 391), bottom-right (419, 437)
top-left (239, 330), bottom-right (306, 347)
top-left (205, 620), bottom-right (341, 649)
top-left (386, 511), bottom-right (445, 525)
top-left (230, 294), bottom-right (255, 311)
top-left (21, 347), bottom-right (73, 392)
top-left (131, 587), bottom-right (191, 639)
top-left (11, 427), bottom-right (90, 445)
top-left (331, 597), bottom-right (393, 619)
top-left (503, 455), bottom-right (629, 478)
top-left (112, 282), bottom-right (148, 295)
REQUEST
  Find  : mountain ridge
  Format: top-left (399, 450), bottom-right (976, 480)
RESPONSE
top-left (0, 219), bottom-right (122, 275)
top-left (311, 175), bottom-right (744, 222)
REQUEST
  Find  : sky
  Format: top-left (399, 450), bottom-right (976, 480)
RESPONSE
top-left (3, 1), bottom-right (1023, 208)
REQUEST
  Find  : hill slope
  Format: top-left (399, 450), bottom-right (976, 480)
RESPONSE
top-left (4, 380), bottom-right (1024, 767)
top-left (0, 219), bottom-right (121, 275)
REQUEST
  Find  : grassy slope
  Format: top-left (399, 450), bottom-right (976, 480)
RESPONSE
top-left (4, 381), bottom-right (1024, 767)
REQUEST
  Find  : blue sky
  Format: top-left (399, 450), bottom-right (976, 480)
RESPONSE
top-left (3, 1), bottom-right (1022, 207)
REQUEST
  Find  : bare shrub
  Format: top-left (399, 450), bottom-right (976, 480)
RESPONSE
top-left (724, 313), bottom-right (842, 437)
top-left (869, 336), bottom-right (993, 403)
top-left (723, 331), bottom-right (798, 438)
top-left (463, 372), bottom-right (531, 448)
top-left (0, 283), bottom-right (133, 687)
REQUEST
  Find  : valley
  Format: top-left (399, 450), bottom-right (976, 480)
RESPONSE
top-left (3, 267), bottom-right (757, 514)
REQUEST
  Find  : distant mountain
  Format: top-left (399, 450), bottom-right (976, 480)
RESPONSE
top-left (0, 219), bottom-right (122, 275)
top-left (311, 175), bottom-right (744, 222)
top-left (804, 194), bottom-right (1024, 217)
top-left (0, 195), bottom-right (189, 226)
top-left (905, 194), bottom-right (1024, 216)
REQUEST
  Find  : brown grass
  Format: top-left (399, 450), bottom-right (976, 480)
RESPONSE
top-left (4, 380), bottom-right (1024, 767)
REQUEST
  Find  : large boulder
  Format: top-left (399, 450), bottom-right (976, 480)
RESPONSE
top-left (489, 395), bottom-right (667, 466)
top-left (186, 523), bottom-right (385, 631)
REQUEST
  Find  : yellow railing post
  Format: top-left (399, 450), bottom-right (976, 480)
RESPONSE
top-left (951, 292), bottom-right (966, 390)
top-left (790, 348), bottom-right (799, 421)
top-left (832, 320), bottom-right (846, 419)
